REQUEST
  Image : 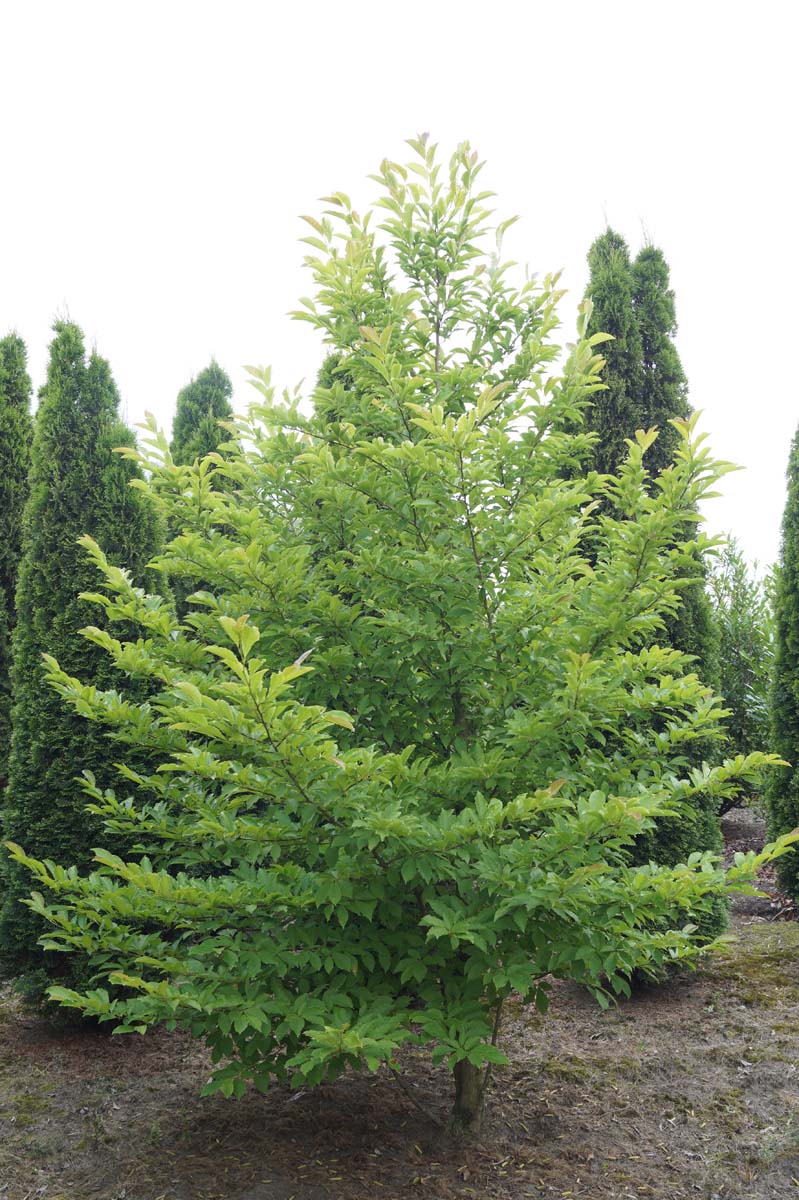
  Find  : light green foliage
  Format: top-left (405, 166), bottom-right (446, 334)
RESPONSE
top-left (0, 322), bottom-right (161, 995)
top-left (709, 538), bottom-right (775, 784)
top-left (768, 425), bottom-right (799, 898)
top-left (0, 334), bottom-right (33, 789)
top-left (5, 143), bottom-right (795, 1132)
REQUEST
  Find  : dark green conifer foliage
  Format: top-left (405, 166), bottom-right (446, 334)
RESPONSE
top-left (631, 246), bottom-right (690, 475)
top-left (768, 424), bottom-right (799, 899)
top-left (0, 322), bottom-right (161, 992)
top-left (584, 231), bottom-right (645, 475)
top-left (630, 244), bottom-right (718, 692)
top-left (169, 361), bottom-right (233, 465)
top-left (586, 235), bottom-right (722, 932)
top-left (629, 244), bottom-right (716, 683)
top-left (0, 335), bottom-right (33, 790)
top-left (709, 538), bottom-right (774, 776)
top-left (166, 362), bottom-right (235, 618)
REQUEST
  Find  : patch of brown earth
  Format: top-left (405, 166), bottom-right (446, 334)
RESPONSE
top-left (1, 805), bottom-right (797, 1200)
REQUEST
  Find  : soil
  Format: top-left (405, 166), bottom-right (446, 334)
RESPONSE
top-left (2, 806), bottom-right (798, 1200)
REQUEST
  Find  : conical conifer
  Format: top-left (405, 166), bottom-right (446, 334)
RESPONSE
top-left (630, 244), bottom-right (718, 690)
top-left (0, 322), bottom-right (161, 997)
top-left (767, 423), bottom-right (799, 899)
top-left (584, 230), bottom-right (645, 475)
top-left (164, 362), bottom-right (235, 617)
top-left (170, 361), bottom-right (233, 465)
top-left (585, 235), bottom-right (722, 934)
top-left (631, 246), bottom-right (691, 472)
top-left (0, 335), bottom-right (33, 790)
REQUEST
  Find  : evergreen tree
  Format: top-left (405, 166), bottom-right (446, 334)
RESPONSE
top-left (0, 322), bottom-right (161, 998)
top-left (584, 230), bottom-right (645, 476)
top-left (166, 362), bottom-right (235, 617)
top-left (709, 538), bottom-right (774, 779)
top-left (585, 234), bottom-right (721, 930)
top-left (170, 361), bottom-right (233, 465)
top-left (0, 335), bottom-right (33, 791)
top-left (631, 244), bottom-right (718, 691)
top-left (631, 245), bottom-right (690, 475)
top-left (768, 424), bottom-right (799, 899)
top-left (585, 232), bottom-right (718, 686)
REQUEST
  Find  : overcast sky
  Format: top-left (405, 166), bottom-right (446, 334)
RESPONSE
top-left (2, 1), bottom-right (795, 566)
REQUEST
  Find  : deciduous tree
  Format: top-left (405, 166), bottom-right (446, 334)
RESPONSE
top-left (6, 146), bottom-right (792, 1133)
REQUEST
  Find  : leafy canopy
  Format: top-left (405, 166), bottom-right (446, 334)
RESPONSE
top-left (6, 139), bottom-right (795, 1131)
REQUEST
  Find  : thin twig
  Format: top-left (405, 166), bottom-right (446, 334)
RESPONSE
top-left (482, 998), bottom-right (505, 1092)
top-left (390, 1067), bottom-right (445, 1129)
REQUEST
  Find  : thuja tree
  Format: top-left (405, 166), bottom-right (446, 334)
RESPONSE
top-left (631, 244), bottom-right (718, 692)
top-left (585, 233), bottom-right (720, 909)
top-left (708, 538), bottom-right (775, 798)
top-left (168, 362), bottom-right (235, 616)
top-left (584, 230), bottom-right (644, 477)
top-left (170, 361), bottom-right (234, 465)
top-left (630, 246), bottom-right (691, 477)
top-left (0, 334), bottom-right (33, 790)
top-left (6, 143), bottom-right (794, 1135)
top-left (0, 322), bottom-right (161, 996)
top-left (585, 237), bottom-right (691, 479)
top-left (768, 423), bottom-right (799, 899)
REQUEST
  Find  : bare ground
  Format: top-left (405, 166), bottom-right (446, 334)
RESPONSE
top-left (2, 806), bottom-right (798, 1200)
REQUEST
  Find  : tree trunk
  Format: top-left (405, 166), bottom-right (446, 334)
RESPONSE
top-left (449, 1059), bottom-right (485, 1137)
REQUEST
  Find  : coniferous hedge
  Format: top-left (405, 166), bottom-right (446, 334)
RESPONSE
top-left (0, 322), bottom-right (161, 998)
top-left (0, 334), bottom-right (33, 791)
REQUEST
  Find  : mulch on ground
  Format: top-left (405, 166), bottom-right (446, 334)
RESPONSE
top-left (1, 805), bottom-right (798, 1200)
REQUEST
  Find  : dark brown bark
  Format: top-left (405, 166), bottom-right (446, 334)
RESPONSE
top-left (449, 1059), bottom-right (485, 1136)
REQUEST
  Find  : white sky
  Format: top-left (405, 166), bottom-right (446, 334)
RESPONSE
top-left (1, 0), bottom-right (795, 566)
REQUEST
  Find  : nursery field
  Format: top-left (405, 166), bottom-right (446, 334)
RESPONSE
top-left (1, 808), bottom-right (798, 1200)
